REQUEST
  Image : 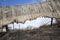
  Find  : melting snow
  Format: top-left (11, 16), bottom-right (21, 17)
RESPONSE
top-left (8, 17), bottom-right (56, 30)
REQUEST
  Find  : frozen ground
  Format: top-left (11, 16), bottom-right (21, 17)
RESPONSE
top-left (7, 17), bottom-right (56, 30)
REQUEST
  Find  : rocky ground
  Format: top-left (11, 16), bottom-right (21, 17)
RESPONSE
top-left (0, 24), bottom-right (60, 40)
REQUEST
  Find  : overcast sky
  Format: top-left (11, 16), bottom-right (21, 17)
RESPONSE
top-left (0, 0), bottom-right (45, 6)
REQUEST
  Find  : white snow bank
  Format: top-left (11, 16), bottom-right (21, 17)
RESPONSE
top-left (8, 17), bottom-right (56, 30)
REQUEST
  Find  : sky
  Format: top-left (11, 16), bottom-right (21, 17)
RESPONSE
top-left (0, 0), bottom-right (45, 6)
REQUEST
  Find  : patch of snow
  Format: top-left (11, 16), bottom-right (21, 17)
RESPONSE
top-left (2, 27), bottom-right (6, 32)
top-left (8, 17), bottom-right (56, 30)
top-left (8, 24), bottom-right (13, 30)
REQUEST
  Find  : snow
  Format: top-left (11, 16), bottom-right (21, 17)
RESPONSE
top-left (2, 27), bottom-right (6, 32)
top-left (8, 17), bottom-right (56, 30)
top-left (8, 24), bottom-right (13, 30)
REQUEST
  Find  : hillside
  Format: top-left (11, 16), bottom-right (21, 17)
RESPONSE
top-left (0, 0), bottom-right (60, 27)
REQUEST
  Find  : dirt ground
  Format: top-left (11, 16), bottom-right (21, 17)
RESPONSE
top-left (0, 24), bottom-right (60, 40)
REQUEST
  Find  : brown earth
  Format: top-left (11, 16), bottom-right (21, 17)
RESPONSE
top-left (0, 23), bottom-right (60, 40)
